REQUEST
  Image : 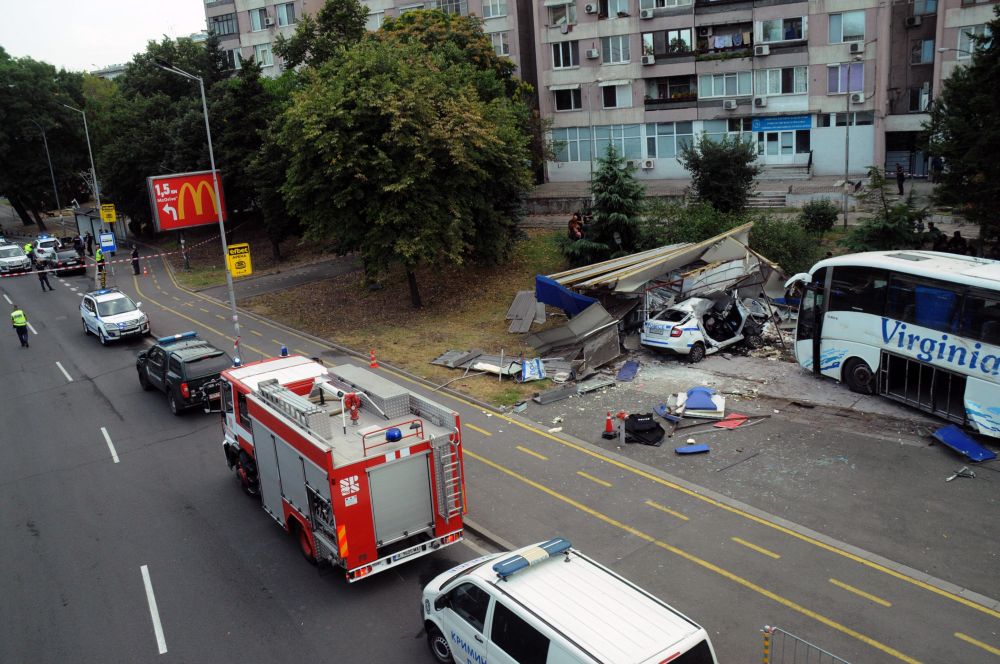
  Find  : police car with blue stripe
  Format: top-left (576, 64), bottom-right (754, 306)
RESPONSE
top-left (81, 288), bottom-right (150, 345)
top-left (640, 293), bottom-right (767, 363)
top-left (422, 538), bottom-right (718, 663)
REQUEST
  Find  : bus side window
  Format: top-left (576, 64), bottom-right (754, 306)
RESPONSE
top-left (887, 276), bottom-right (959, 332)
top-left (962, 293), bottom-right (1000, 345)
top-left (829, 267), bottom-right (887, 314)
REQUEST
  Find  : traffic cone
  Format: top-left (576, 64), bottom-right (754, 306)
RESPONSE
top-left (601, 412), bottom-right (616, 439)
top-left (142, 265), bottom-right (148, 277)
top-left (369, 348), bottom-right (379, 369)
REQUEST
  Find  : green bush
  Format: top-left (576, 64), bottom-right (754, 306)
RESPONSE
top-left (749, 215), bottom-right (824, 276)
top-left (637, 200), bottom-right (745, 250)
top-left (798, 199), bottom-right (839, 238)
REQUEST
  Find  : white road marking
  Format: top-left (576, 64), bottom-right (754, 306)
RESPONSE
top-left (140, 565), bottom-right (168, 655)
top-left (2, 293), bottom-right (11, 304)
top-left (101, 427), bottom-right (119, 464)
top-left (55, 362), bottom-right (73, 382)
top-left (26, 321), bottom-right (37, 335)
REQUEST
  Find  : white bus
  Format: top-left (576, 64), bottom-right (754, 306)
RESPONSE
top-left (786, 251), bottom-right (1000, 437)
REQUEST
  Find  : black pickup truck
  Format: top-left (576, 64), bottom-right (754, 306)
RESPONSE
top-left (137, 331), bottom-right (232, 414)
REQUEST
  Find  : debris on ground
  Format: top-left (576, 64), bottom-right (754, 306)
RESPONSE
top-left (675, 443), bottom-right (710, 454)
top-left (932, 425), bottom-right (997, 462)
top-left (624, 413), bottom-right (666, 447)
top-left (945, 466), bottom-right (976, 482)
top-left (616, 360), bottom-right (640, 382)
top-left (678, 387), bottom-right (727, 419)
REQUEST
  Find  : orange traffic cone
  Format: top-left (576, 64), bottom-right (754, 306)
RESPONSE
top-left (369, 348), bottom-right (379, 369)
top-left (142, 265), bottom-right (148, 277)
top-left (601, 412), bottom-right (616, 439)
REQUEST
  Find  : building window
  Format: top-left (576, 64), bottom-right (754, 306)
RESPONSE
top-left (828, 111), bottom-right (874, 126)
top-left (909, 86), bottom-right (931, 112)
top-left (552, 127), bottom-right (592, 162)
top-left (698, 71), bottom-right (752, 98)
top-left (549, 3), bottom-right (576, 26)
top-left (639, 0), bottom-right (693, 8)
top-left (276, 3), bottom-right (296, 26)
top-left (755, 67), bottom-right (808, 95)
top-left (484, 0), bottom-right (507, 19)
top-left (254, 43), bottom-right (273, 67)
top-left (489, 31), bottom-right (510, 56)
top-left (642, 28), bottom-right (692, 56)
top-left (958, 25), bottom-right (992, 59)
top-left (554, 88), bottom-right (583, 111)
top-left (595, 124), bottom-right (642, 159)
top-left (910, 39), bottom-right (934, 64)
top-left (224, 48), bottom-right (242, 70)
top-left (646, 75), bottom-right (695, 100)
top-left (827, 63), bottom-right (864, 94)
top-left (758, 17), bottom-right (806, 43)
top-left (250, 8), bottom-right (269, 31)
top-left (436, 0), bottom-right (467, 15)
top-left (552, 41), bottom-right (578, 68)
top-left (645, 121), bottom-right (693, 158)
top-left (399, 4), bottom-right (423, 14)
top-left (599, 0), bottom-right (630, 17)
top-left (601, 35), bottom-right (630, 64)
top-left (209, 13), bottom-right (238, 36)
top-left (602, 83), bottom-right (631, 109)
top-left (914, 0), bottom-right (937, 15)
top-left (366, 11), bottom-right (384, 30)
top-left (829, 11), bottom-right (864, 43)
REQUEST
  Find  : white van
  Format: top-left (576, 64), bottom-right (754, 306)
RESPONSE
top-left (421, 538), bottom-right (718, 664)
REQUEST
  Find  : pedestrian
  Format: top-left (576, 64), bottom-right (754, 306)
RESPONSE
top-left (85, 232), bottom-right (93, 257)
top-left (895, 163), bottom-right (905, 196)
top-left (567, 212), bottom-right (584, 241)
top-left (36, 265), bottom-right (53, 292)
top-left (947, 231), bottom-right (968, 255)
top-left (26, 244), bottom-right (36, 267)
top-left (11, 304), bottom-right (29, 348)
top-left (930, 156), bottom-right (943, 184)
top-left (933, 232), bottom-right (949, 252)
top-left (131, 246), bottom-right (140, 275)
top-left (73, 235), bottom-right (84, 257)
top-left (95, 246), bottom-right (105, 273)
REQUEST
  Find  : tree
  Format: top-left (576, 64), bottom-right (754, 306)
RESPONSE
top-left (274, 0), bottom-right (368, 69)
top-left (749, 216), bottom-right (823, 276)
top-left (926, 6), bottom-right (1000, 244)
top-left (798, 199), bottom-right (839, 239)
top-left (636, 200), bottom-right (744, 250)
top-left (842, 167), bottom-right (924, 252)
top-left (678, 133), bottom-right (760, 213)
top-left (279, 39), bottom-right (532, 307)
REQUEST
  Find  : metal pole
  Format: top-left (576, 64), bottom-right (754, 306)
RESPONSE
top-left (842, 68), bottom-right (851, 229)
top-left (198, 75), bottom-right (242, 362)
top-left (33, 122), bottom-right (62, 232)
top-left (588, 82), bottom-right (594, 191)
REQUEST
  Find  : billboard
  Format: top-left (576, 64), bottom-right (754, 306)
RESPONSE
top-left (147, 170), bottom-right (227, 232)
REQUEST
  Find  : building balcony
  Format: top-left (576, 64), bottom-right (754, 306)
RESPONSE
top-left (644, 93), bottom-right (699, 110)
top-left (645, 75), bottom-right (698, 109)
top-left (695, 24), bottom-right (753, 60)
top-left (204, 0), bottom-right (234, 7)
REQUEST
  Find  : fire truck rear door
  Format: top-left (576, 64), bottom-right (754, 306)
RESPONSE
top-left (368, 453), bottom-right (434, 545)
top-left (256, 432), bottom-right (286, 526)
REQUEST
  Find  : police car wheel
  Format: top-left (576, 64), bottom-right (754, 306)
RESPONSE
top-left (427, 626), bottom-right (453, 663)
top-left (82, 318), bottom-right (89, 336)
top-left (98, 329), bottom-right (109, 346)
top-left (745, 334), bottom-right (764, 350)
top-left (688, 342), bottom-right (706, 364)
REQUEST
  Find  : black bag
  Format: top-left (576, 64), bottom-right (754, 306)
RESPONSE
top-left (624, 413), bottom-right (666, 447)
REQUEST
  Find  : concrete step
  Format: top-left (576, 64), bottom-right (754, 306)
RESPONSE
top-left (758, 165), bottom-right (811, 182)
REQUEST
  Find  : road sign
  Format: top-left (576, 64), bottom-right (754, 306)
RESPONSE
top-left (146, 171), bottom-right (227, 232)
top-left (100, 203), bottom-right (117, 223)
top-left (99, 232), bottom-right (117, 254)
top-left (227, 243), bottom-right (252, 277)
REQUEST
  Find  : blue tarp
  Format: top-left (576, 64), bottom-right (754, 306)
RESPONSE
top-left (535, 275), bottom-right (598, 318)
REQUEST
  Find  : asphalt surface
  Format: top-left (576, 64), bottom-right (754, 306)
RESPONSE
top-left (1, 252), bottom-right (998, 663)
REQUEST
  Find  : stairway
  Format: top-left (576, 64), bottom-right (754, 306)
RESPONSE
top-left (757, 164), bottom-right (811, 181)
top-left (747, 191), bottom-right (787, 208)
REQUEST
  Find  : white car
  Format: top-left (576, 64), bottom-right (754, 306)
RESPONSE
top-left (640, 293), bottom-right (765, 363)
top-left (33, 234), bottom-right (62, 264)
top-left (81, 288), bottom-right (150, 345)
top-left (0, 244), bottom-right (32, 273)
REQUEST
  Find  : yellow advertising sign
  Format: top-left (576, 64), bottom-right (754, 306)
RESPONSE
top-left (100, 203), bottom-right (117, 223)
top-left (227, 243), bottom-right (252, 277)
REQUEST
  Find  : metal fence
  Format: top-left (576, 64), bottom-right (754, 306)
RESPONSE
top-left (762, 626), bottom-right (851, 664)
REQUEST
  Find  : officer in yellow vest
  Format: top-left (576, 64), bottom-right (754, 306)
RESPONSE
top-left (95, 247), bottom-right (105, 273)
top-left (11, 305), bottom-right (29, 348)
top-left (24, 243), bottom-right (34, 265)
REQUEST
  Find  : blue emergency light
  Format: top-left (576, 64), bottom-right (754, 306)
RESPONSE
top-left (38, 234), bottom-right (51, 239)
top-left (157, 331), bottom-right (198, 344)
top-left (385, 428), bottom-right (402, 442)
top-left (492, 538), bottom-right (572, 580)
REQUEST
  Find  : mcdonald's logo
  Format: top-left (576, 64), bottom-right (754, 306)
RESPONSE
top-left (178, 180), bottom-right (220, 220)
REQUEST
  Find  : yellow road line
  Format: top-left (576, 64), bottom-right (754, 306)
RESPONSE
top-left (466, 449), bottom-right (920, 664)
top-left (250, 330), bottom-right (263, 337)
top-left (293, 348), bottom-right (309, 356)
top-left (272, 338), bottom-right (282, 345)
top-left (516, 445), bottom-right (548, 461)
top-left (199, 307), bottom-right (209, 313)
top-left (732, 537), bottom-right (781, 560)
top-left (576, 471), bottom-right (612, 488)
top-left (215, 314), bottom-right (225, 321)
top-left (829, 578), bottom-right (892, 607)
top-left (954, 632), bottom-right (1000, 656)
top-left (171, 295), bottom-right (181, 302)
top-left (645, 500), bottom-right (689, 521)
top-left (464, 423), bottom-right (493, 437)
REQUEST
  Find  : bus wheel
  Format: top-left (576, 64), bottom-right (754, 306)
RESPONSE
top-left (843, 358), bottom-right (875, 395)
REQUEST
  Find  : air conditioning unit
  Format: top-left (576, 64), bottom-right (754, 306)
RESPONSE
top-left (723, 99), bottom-right (738, 110)
top-left (626, 160), bottom-right (639, 169)
top-left (850, 92), bottom-right (865, 104)
top-left (641, 54), bottom-right (655, 65)
top-left (640, 8), bottom-right (654, 19)
top-left (754, 96), bottom-right (767, 108)
top-left (264, 16), bottom-right (275, 27)
top-left (849, 41), bottom-right (863, 54)
top-left (697, 26), bottom-right (711, 37)
top-left (642, 159), bottom-right (655, 169)
top-left (754, 44), bottom-right (770, 57)
top-left (905, 15), bottom-right (922, 28)
top-left (584, 3), bottom-right (598, 14)
top-left (586, 48), bottom-right (600, 59)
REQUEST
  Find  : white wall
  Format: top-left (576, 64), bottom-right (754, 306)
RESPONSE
top-left (810, 125), bottom-right (875, 176)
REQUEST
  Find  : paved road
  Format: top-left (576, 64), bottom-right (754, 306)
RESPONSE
top-left (1, 254), bottom-right (998, 663)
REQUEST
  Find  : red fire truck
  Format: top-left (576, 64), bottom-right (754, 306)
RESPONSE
top-left (218, 355), bottom-right (466, 582)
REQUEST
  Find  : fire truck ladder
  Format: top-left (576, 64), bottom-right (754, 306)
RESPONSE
top-left (434, 433), bottom-right (464, 520)
top-left (257, 379), bottom-right (332, 439)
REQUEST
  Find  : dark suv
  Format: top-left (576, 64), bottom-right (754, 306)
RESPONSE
top-left (46, 246), bottom-right (86, 275)
top-left (137, 331), bottom-right (232, 414)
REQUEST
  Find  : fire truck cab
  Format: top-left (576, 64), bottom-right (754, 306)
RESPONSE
top-left (219, 355), bottom-right (465, 582)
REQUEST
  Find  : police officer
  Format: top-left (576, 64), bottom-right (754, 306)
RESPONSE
top-left (131, 246), bottom-right (140, 275)
top-left (24, 242), bottom-right (35, 266)
top-left (36, 264), bottom-right (54, 292)
top-left (95, 246), bottom-right (105, 273)
top-left (11, 305), bottom-right (29, 347)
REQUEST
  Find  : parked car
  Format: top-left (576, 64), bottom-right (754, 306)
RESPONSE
top-left (46, 246), bottom-right (86, 275)
top-left (640, 292), bottom-right (766, 363)
top-left (33, 234), bottom-right (62, 264)
top-left (0, 244), bottom-right (32, 274)
top-left (81, 288), bottom-right (150, 345)
top-left (136, 331), bottom-right (232, 414)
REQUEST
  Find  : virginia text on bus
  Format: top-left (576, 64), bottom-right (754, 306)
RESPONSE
top-left (786, 251), bottom-right (1000, 437)
top-left (219, 355), bottom-right (466, 581)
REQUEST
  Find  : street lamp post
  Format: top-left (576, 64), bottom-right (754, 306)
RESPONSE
top-left (842, 56), bottom-right (862, 229)
top-left (29, 120), bottom-right (63, 235)
top-left (153, 59), bottom-right (242, 363)
top-left (60, 103), bottom-right (101, 218)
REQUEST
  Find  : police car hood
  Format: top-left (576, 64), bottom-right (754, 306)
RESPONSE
top-left (0, 255), bottom-right (29, 266)
top-left (101, 310), bottom-right (143, 325)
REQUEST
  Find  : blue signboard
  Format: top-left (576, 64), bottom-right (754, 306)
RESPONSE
top-left (99, 231), bottom-right (117, 254)
top-left (751, 115), bottom-right (812, 132)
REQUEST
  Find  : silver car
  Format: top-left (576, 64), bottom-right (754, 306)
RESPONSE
top-left (0, 244), bottom-right (32, 273)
